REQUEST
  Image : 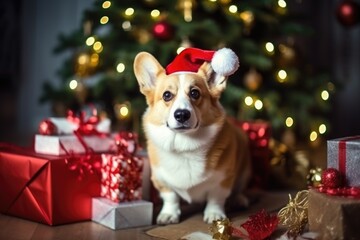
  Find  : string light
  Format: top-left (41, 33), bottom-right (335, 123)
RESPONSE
top-left (319, 124), bottom-right (327, 134)
top-left (229, 5), bottom-right (238, 13)
top-left (244, 96), bottom-right (253, 106)
top-left (93, 41), bottom-right (103, 53)
top-left (100, 16), bottom-right (109, 24)
top-left (102, 1), bottom-right (111, 9)
top-left (327, 82), bottom-right (335, 91)
top-left (90, 53), bottom-right (99, 67)
top-left (125, 8), bottom-right (135, 16)
top-left (309, 131), bottom-right (318, 142)
top-left (265, 42), bottom-right (275, 54)
top-left (116, 63), bottom-right (125, 73)
top-left (85, 36), bottom-right (95, 46)
top-left (278, 0), bottom-right (287, 8)
top-left (277, 69), bottom-right (287, 82)
top-left (151, 9), bottom-right (160, 18)
top-left (321, 90), bottom-right (329, 100)
top-left (208, 0), bottom-right (217, 2)
top-left (254, 99), bottom-right (263, 110)
top-left (78, 54), bottom-right (89, 65)
top-left (122, 21), bottom-right (132, 31)
top-left (285, 117), bottom-right (294, 127)
top-left (120, 105), bottom-right (129, 117)
top-left (69, 79), bottom-right (78, 90)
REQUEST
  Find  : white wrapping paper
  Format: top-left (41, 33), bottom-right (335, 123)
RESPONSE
top-left (91, 198), bottom-right (153, 230)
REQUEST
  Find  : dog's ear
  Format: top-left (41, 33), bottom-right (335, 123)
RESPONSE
top-left (133, 52), bottom-right (165, 101)
top-left (198, 62), bottom-right (227, 99)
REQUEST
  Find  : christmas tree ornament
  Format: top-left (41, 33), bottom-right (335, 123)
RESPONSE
top-left (244, 68), bottom-right (262, 91)
top-left (239, 11), bottom-right (255, 34)
top-left (307, 167), bottom-right (323, 187)
top-left (152, 20), bottom-right (175, 41)
top-left (209, 218), bottom-right (232, 240)
top-left (278, 43), bottom-right (297, 67)
top-left (321, 168), bottom-right (342, 188)
top-left (278, 190), bottom-right (309, 237)
top-left (38, 119), bottom-right (58, 135)
top-left (336, 0), bottom-right (360, 27)
top-left (177, 0), bottom-right (194, 22)
top-left (75, 51), bottom-right (97, 77)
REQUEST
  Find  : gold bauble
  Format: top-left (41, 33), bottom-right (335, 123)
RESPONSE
top-left (244, 68), bottom-right (262, 91)
top-left (307, 167), bottom-right (323, 187)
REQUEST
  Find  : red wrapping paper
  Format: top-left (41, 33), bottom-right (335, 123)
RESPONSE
top-left (230, 119), bottom-right (271, 188)
top-left (100, 153), bottom-right (143, 203)
top-left (0, 145), bottom-right (101, 225)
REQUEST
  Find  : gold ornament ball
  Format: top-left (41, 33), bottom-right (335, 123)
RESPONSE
top-left (307, 167), bottom-right (323, 187)
top-left (244, 68), bottom-right (262, 91)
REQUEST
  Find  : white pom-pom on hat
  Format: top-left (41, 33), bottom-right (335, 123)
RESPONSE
top-left (211, 48), bottom-right (239, 76)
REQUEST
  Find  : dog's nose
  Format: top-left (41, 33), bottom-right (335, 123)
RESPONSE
top-left (174, 109), bottom-right (191, 123)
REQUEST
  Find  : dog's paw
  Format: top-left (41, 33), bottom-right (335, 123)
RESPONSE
top-left (203, 210), bottom-right (226, 224)
top-left (156, 212), bottom-right (180, 225)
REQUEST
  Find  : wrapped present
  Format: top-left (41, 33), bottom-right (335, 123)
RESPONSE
top-left (230, 119), bottom-right (272, 188)
top-left (0, 144), bottom-right (101, 225)
top-left (308, 188), bottom-right (360, 240)
top-left (100, 132), bottom-right (143, 202)
top-left (327, 136), bottom-right (360, 186)
top-left (91, 198), bottom-right (153, 230)
top-left (35, 110), bottom-right (114, 156)
top-left (34, 134), bottom-right (116, 155)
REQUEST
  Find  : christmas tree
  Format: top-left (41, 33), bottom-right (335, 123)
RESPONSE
top-left (40, 0), bottom-right (337, 145)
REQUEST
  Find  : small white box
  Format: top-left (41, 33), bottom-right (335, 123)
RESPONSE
top-left (34, 134), bottom-right (116, 155)
top-left (91, 198), bottom-right (153, 230)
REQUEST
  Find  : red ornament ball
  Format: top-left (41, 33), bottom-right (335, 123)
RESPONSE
top-left (336, 0), bottom-right (360, 27)
top-left (38, 119), bottom-right (57, 135)
top-left (321, 168), bottom-right (343, 188)
top-left (152, 21), bottom-right (174, 41)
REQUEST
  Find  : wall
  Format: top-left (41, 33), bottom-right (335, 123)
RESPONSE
top-left (16, 0), bottom-right (93, 145)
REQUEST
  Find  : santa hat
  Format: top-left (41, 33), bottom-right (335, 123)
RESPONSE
top-left (165, 47), bottom-right (239, 76)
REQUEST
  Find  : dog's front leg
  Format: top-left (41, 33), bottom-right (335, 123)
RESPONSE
top-left (203, 188), bottom-right (230, 224)
top-left (157, 191), bottom-right (181, 225)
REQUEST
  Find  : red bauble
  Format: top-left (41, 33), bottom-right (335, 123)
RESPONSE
top-left (38, 119), bottom-right (57, 135)
top-left (152, 21), bottom-right (174, 41)
top-left (321, 168), bottom-right (343, 188)
top-left (336, 0), bottom-right (360, 27)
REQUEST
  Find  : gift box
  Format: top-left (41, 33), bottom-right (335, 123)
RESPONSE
top-left (308, 188), bottom-right (360, 240)
top-left (100, 152), bottom-right (143, 202)
top-left (230, 119), bottom-right (272, 188)
top-left (327, 136), bottom-right (360, 187)
top-left (0, 144), bottom-right (101, 225)
top-left (34, 134), bottom-right (116, 156)
top-left (91, 198), bottom-right (153, 230)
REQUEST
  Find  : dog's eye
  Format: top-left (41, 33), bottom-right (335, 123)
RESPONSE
top-left (190, 88), bottom-right (200, 100)
top-left (163, 91), bottom-right (173, 102)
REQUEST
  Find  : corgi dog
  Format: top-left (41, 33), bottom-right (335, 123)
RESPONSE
top-left (133, 48), bottom-right (251, 224)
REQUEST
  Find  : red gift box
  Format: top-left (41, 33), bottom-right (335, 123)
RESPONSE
top-left (100, 154), bottom-right (143, 203)
top-left (0, 144), bottom-right (101, 225)
top-left (229, 119), bottom-right (272, 188)
top-left (100, 132), bottom-right (143, 203)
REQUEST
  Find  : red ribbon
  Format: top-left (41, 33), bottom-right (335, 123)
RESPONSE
top-left (338, 135), bottom-right (360, 178)
top-left (317, 186), bottom-right (360, 199)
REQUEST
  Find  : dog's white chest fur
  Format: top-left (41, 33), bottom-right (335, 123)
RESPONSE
top-left (146, 123), bottom-right (222, 203)
top-left (154, 149), bottom-right (223, 203)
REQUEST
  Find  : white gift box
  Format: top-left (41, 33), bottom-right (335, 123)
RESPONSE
top-left (34, 134), bottom-right (116, 155)
top-left (91, 198), bottom-right (153, 230)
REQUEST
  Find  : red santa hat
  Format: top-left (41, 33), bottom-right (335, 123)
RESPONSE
top-left (165, 47), bottom-right (239, 76)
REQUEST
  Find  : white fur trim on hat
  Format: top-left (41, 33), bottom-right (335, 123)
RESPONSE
top-left (211, 48), bottom-right (239, 76)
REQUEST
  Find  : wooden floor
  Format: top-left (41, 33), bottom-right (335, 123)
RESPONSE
top-left (0, 214), bottom-right (160, 240)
